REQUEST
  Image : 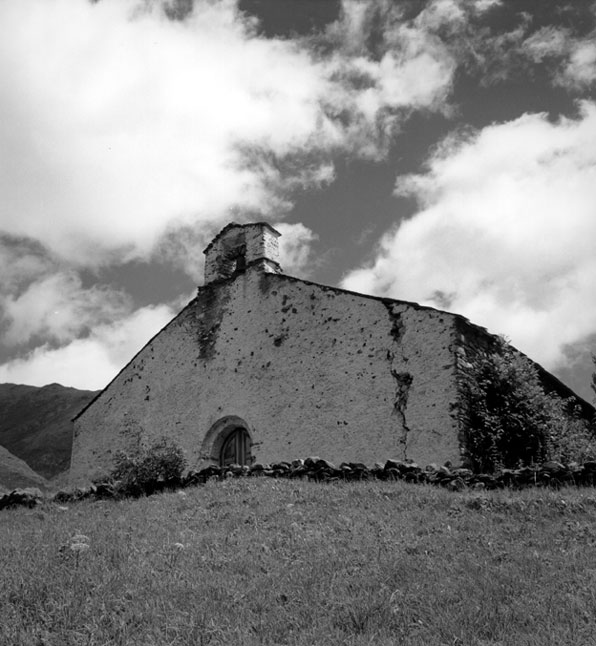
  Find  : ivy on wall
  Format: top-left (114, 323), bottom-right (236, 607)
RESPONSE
top-left (464, 339), bottom-right (596, 472)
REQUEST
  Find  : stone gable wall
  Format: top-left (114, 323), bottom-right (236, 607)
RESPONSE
top-left (71, 270), bottom-right (465, 485)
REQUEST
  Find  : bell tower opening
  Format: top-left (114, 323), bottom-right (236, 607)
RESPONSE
top-left (232, 246), bottom-right (246, 273)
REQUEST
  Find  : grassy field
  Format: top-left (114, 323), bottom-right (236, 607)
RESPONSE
top-left (2, 478), bottom-right (596, 646)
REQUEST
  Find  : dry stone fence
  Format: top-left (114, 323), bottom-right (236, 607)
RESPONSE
top-left (4, 457), bottom-right (596, 510)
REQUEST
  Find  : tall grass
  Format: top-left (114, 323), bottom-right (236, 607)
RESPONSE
top-left (2, 479), bottom-right (596, 645)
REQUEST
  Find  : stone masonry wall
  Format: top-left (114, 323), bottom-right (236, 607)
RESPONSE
top-left (204, 223), bottom-right (281, 283)
top-left (71, 269), bottom-right (465, 485)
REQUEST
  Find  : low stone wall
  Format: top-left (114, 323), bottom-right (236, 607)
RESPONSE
top-left (3, 457), bottom-right (596, 510)
top-left (179, 457), bottom-right (596, 491)
top-left (0, 487), bottom-right (45, 510)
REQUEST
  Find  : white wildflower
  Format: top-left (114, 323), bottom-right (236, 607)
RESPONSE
top-left (70, 542), bottom-right (90, 553)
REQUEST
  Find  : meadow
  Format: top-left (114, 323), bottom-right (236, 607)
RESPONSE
top-left (2, 478), bottom-right (596, 646)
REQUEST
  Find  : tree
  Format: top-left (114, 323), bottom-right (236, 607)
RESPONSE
top-left (464, 339), bottom-right (570, 472)
top-left (465, 339), bottom-right (596, 472)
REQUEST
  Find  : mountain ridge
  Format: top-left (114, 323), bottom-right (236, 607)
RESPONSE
top-left (0, 382), bottom-right (99, 480)
top-left (0, 444), bottom-right (49, 492)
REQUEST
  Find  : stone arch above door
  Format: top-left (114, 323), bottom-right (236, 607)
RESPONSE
top-left (201, 415), bottom-right (253, 466)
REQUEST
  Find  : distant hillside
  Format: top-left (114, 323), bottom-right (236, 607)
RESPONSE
top-left (0, 383), bottom-right (99, 479)
top-left (0, 444), bottom-right (49, 492)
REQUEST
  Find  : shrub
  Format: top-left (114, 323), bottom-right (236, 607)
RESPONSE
top-left (546, 401), bottom-right (596, 465)
top-left (463, 339), bottom-right (595, 472)
top-left (110, 436), bottom-right (187, 496)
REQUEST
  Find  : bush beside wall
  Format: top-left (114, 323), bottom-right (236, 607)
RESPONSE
top-left (463, 338), bottom-right (596, 471)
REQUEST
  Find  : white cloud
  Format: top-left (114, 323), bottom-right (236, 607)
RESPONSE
top-left (322, 0), bottom-right (458, 157)
top-left (342, 102), bottom-right (596, 370)
top-left (1, 272), bottom-right (131, 346)
top-left (0, 0), bottom-right (316, 265)
top-left (417, 0), bottom-right (465, 28)
top-left (563, 40), bottom-right (596, 87)
top-left (522, 26), bottom-right (570, 62)
top-left (0, 304), bottom-right (174, 390)
top-left (521, 24), bottom-right (596, 89)
top-left (0, 0), bottom-right (459, 271)
top-left (0, 238), bottom-right (54, 292)
top-left (274, 222), bottom-right (319, 278)
top-left (0, 0), bottom-right (501, 389)
top-left (472, 0), bottom-right (502, 12)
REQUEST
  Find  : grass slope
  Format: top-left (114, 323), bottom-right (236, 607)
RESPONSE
top-left (0, 383), bottom-right (98, 479)
top-left (2, 479), bottom-right (596, 645)
top-left (0, 445), bottom-right (49, 492)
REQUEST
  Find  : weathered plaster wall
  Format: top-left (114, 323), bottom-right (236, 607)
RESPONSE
top-left (71, 269), bottom-right (464, 484)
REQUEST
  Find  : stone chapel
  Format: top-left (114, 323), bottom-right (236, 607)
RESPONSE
top-left (70, 222), bottom-right (594, 484)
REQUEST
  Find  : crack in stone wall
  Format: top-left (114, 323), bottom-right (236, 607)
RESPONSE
top-left (384, 302), bottom-right (414, 459)
top-left (391, 369), bottom-right (413, 459)
top-left (388, 309), bottom-right (405, 343)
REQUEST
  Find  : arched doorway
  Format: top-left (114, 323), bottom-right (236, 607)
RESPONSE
top-left (220, 427), bottom-right (251, 466)
top-left (200, 416), bottom-right (254, 467)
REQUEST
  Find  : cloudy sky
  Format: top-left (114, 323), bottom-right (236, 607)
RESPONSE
top-left (0, 0), bottom-right (595, 399)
